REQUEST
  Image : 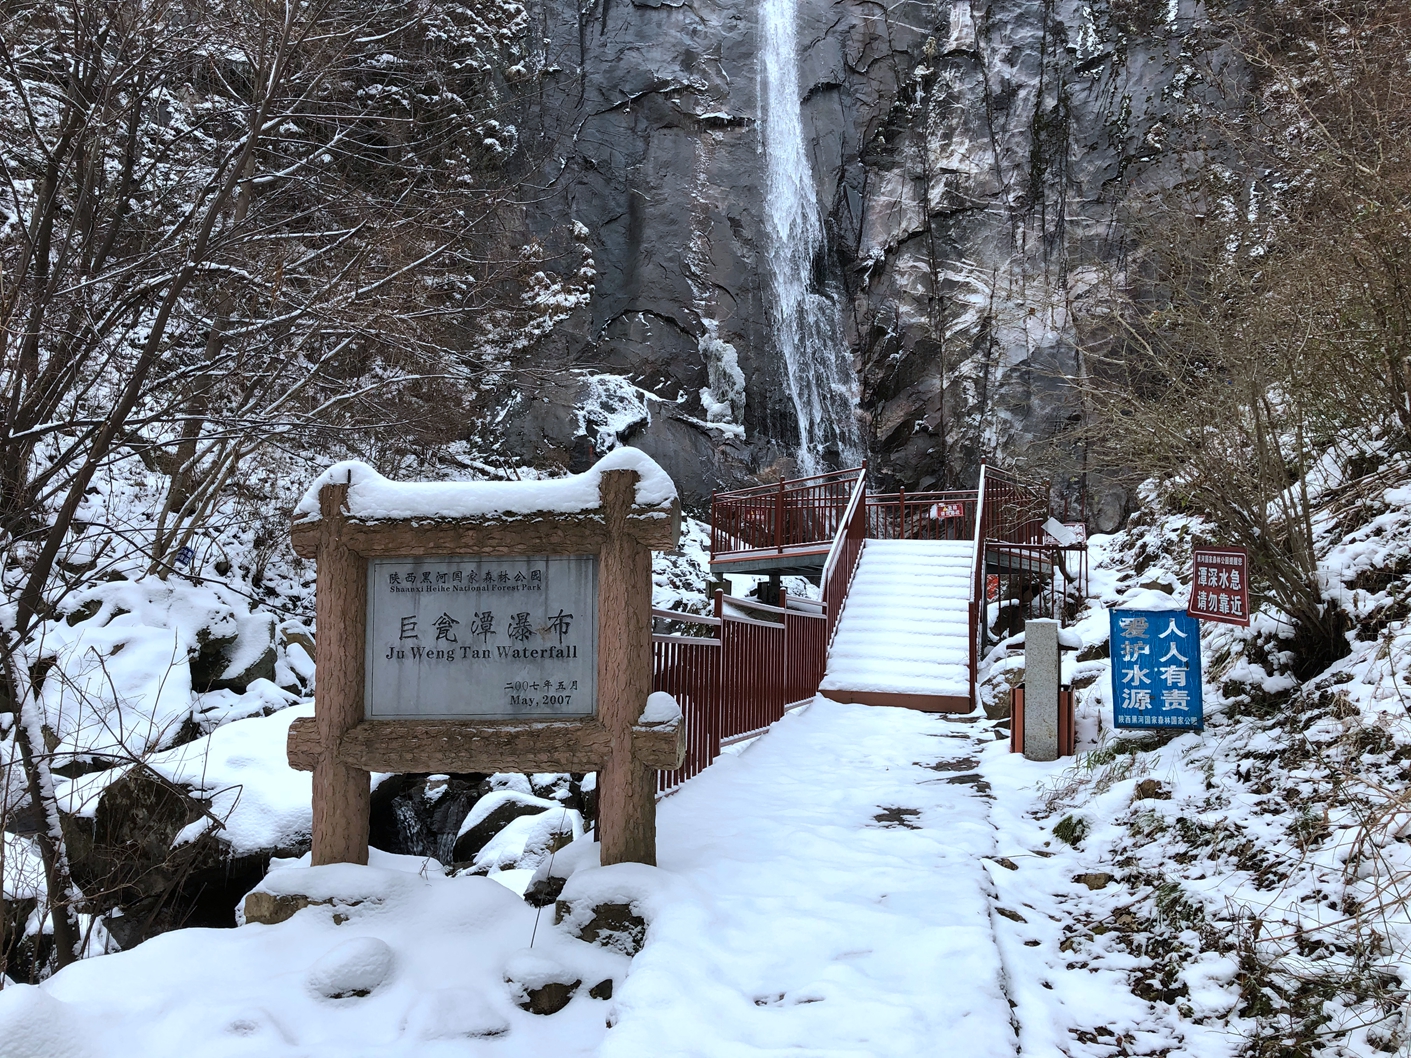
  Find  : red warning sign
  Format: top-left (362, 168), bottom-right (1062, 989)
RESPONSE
top-left (931, 502), bottom-right (966, 520)
top-left (1188, 547), bottom-right (1249, 627)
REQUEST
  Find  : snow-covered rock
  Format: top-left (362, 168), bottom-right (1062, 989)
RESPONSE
top-left (452, 790), bottom-right (562, 864)
top-left (306, 936), bottom-right (395, 999)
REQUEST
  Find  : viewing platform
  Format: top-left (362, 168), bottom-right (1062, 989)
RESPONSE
top-left (704, 465), bottom-right (1085, 713)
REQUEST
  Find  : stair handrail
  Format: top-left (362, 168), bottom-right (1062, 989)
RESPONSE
top-left (820, 466), bottom-right (867, 588)
top-left (820, 466), bottom-right (869, 647)
top-left (969, 463), bottom-right (990, 704)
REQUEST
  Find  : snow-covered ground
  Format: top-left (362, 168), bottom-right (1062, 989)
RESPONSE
top-left (10, 447), bottom-right (1411, 1055)
top-left (3, 699), bottom-right (1021, 1057)
top-left (606, 699), bottom-right (1014, 1057)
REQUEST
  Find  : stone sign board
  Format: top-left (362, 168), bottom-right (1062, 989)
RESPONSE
top-left (365, 554), bottom-right (598, 719)
top-left (284, 448), bottom-right (685, 869)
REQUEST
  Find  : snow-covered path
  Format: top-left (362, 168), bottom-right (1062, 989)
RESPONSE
top-left (607, 698), bottom-right (1016, 1057)
top-left (820, 540), bottom-right (974, 702)
top-left (1, 700), bottom-right (1019, 1058)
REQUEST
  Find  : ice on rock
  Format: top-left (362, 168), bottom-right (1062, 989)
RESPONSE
top-left (305, 936), bottom-right (395, 999)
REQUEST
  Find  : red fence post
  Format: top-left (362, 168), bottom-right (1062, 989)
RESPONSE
top-left (775, 477), bottom-right (785, 553)
top-left (710, 488), bottom-right (717, 559)
top-left (780, 587), bottom-right (789, 704)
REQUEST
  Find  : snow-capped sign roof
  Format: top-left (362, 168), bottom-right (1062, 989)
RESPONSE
top-left (293, 446), bottom-right (677, 524)
top-left (1109, 587), bottom-right (1188, 612)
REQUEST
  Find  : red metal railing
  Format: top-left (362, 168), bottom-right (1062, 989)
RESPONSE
top-left (866, 489), bottom-right (978, 541)
top-left (652, 612), bottom-right (724, 790)
top-left (661, 460), bottom-right (1062, 793)
top-left (967, 466), bottom-right (1050, 700)
top-left (981, 542), bottom-right (1090, 644)
top-left (820, 470), bottom-right (867, 646)
top-left (783, 598), bottom-right (828, 705)
top-left (976, 467), bottom-right (1049, 546)
top-left (710, 468), bottom-right (863, 559)
top-left (651, 589), bottom-right (827, 793)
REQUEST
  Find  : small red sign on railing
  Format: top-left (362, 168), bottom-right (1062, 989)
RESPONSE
top-left (932, 501), bottom-right (966, 520)
top-left (1188, 546), bottom-right (1250, 626)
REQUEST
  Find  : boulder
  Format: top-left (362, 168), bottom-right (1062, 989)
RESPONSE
top-left (241, 891), bottom-right (311, 926)
top-left (187, 625), bottom-right (240, 691)
top-left (523, 832), bottom-right (601, 907)
top-left (369, 773), bottom-right (488, 863)
top-left (207, 612), bottom-right (277, 693)
top-left (589, 979), bottom-right (614, 1000)
top-left (452, 790), bottom-right (560, 863)
top-left (519, 979), bottom-right (580, 1016)
top-left (555, 900), bottom-right (647, 956)
top-left (62, 765), bottom-right (308, 948)
top-left (1133, 779), bottom-right (1172, 801)
top-left (306, 936), bottom-right (395, 999)
top-left (504, 952), bottom-right (583, 1015)
top-left (471, 808), bottom-right (580, 872)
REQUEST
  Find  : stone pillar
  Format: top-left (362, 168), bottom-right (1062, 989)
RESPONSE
top-left (595, 469), bottom-right (657, 866)
top-left (1024, 619), bottom-right (1060, 762)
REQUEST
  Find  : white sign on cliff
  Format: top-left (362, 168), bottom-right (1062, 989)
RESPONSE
top-left (364, 554), bottom-right (598, 719)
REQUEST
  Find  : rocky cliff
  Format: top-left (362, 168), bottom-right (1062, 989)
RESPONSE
top-left (506, 0), bottom-right (1238, 523)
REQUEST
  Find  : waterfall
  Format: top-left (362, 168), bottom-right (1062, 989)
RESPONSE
top-left (759, 0), bottom-right (862, 473)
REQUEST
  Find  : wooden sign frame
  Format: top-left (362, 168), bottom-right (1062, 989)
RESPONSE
top-left (286, 466), bottom-right (685, 867)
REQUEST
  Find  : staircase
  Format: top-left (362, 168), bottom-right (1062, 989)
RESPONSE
top-left (818, 539), bottom-right (974, 713)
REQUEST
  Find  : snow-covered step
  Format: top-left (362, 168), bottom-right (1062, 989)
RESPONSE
top-left (819, 539), bottom-right (974, 712)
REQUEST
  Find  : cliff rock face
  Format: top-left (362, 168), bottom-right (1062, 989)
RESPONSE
top-left (515, 0), bottom-right (1233, 523)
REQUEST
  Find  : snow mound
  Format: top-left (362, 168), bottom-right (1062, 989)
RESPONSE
top-left (401, 987), bottom-right (509, 1040)
top-left (557, 861), bottom-right (677, 929)
top-left (0, 985), bottom-right (95, 1058)
top-left (294, 446), bottom-right (676, 523)
top-left (306, 936), bottom-right (395, 999)
top-left (59, 702), bottom-right (315, 860)
top-left (31, 856), bottom-right (627, 1056)
top-left (638, 691), bottom-right (681, 725)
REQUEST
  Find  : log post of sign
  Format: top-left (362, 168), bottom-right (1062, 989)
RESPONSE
top-left (285, 449), bottom-right (684, 867)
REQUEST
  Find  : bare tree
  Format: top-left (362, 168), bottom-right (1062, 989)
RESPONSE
top-left (1061, 0), bottom-right (1411, 674)
top-left (0, 0), bottom-right (586, 971)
